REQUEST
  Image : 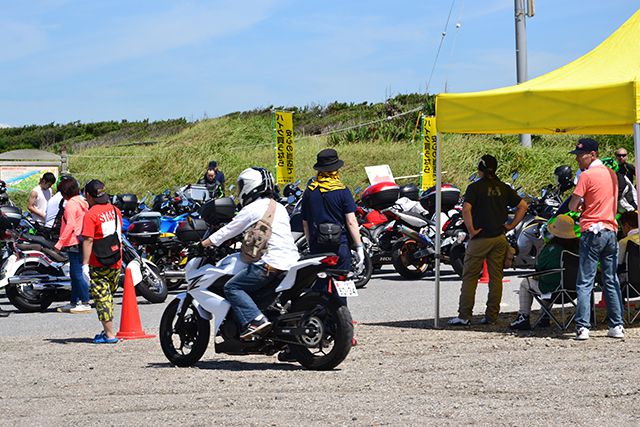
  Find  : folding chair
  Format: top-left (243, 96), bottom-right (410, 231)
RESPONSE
top-left (620, 241), bottom-right (640, 323)
top-left (518, 250), bottom-right (579, 330)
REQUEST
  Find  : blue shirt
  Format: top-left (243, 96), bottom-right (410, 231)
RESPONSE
top-left (301, 187), bottom-right (357, 247)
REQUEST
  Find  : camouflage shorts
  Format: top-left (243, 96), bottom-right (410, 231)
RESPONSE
top-left (89, 266), bottom-right (120, 322)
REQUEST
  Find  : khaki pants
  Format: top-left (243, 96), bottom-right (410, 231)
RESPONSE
top-left (457, 235), bottom-right (509, 321)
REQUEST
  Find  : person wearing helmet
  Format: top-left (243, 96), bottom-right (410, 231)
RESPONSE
top-left (301, 149), bottom-right (364, 303)
top-left (200, 167), bottom-right (298, 340)
top-left (602, 157), bottom-right (637, 213)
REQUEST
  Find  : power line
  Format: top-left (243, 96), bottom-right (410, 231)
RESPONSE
top-left (426, 0), bottom-right (456, 94)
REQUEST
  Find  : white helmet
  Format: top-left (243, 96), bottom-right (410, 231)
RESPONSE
top-left (237, 167), bottom-right (275, 206)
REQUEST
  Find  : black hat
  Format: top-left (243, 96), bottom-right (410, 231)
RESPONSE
top-left (208, 160), bottom-right (218, 170)
top-left (569, 138), bottom-right (599, 154)
top-left (84, 179), bottom-right (109, 204)
top-left (478, 154), bottom-right (497, 173)
top-left (313, 148), bottom-right (344, 172)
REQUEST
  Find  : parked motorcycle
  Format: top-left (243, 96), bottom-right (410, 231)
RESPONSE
top-left (0, 210), bottom-right (167, 312)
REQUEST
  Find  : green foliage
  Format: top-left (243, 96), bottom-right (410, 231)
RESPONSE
top-left (0, 118), bottom-right (191, 153)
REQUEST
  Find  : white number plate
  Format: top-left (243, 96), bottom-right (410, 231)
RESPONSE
top-left (334, 280), bottom-right (358, 297)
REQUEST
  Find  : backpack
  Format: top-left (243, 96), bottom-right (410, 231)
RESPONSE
top-left (240, 200), bottom-right (276, 264)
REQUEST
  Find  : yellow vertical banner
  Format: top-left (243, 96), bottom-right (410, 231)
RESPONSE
top-left (273, 111), bottom-right (294, 185)
top-left (420, 115), bottom-right (437, 191)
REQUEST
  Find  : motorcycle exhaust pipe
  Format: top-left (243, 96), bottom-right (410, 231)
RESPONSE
top-left (397, 224), bottom-right (434, 246)
top-left (8, 275), bottom-right (72, 289)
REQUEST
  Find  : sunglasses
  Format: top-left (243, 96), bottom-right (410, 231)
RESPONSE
top-left (616, 153), bottom-right (627, 158)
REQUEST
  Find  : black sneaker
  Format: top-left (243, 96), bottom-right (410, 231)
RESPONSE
top-left (509, 313), bottom-right (531, 330)
top-left (239, 317), bottom-right (272, 340)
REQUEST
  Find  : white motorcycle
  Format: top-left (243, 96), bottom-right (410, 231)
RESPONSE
top-left (159, 243), bottom-right (355, 370)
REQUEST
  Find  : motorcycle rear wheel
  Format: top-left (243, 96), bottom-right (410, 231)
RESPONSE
top-left (391, 238), bottom-right (431, 279)
top-left (288, 294), bottom-right (353, 371)
top-left (5, 266), bottom-right (55, 312)
top-left (159, 298), bottom-right (210, 367)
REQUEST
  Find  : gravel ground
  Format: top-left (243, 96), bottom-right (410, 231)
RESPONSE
top-left (1, 314), bottom-right (639, 426)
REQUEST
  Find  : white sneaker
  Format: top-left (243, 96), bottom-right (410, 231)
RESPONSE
top-left (607, 325), bottom-right (625, 339)
top-left (57, 303), bottom-right (76, 313)
top-left (575, 327), bottom-right (590, 340)
top-left (69, 304), bottom-right (92, 314)
top-left (447, 317), bottom-right (470, 326)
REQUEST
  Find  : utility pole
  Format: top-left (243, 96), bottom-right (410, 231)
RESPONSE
top-left (515, 0), bottom-right (534, 148)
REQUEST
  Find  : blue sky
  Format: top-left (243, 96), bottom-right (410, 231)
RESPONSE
top-left (1, 0), bottom-right (638, 127)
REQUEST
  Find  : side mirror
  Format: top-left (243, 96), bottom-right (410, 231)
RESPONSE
top-left (512, 171), bottom-right (520, 182)
top-left (354, 187), bottom-right (362, 195)
top-left (228, 184), bottom-right (235, 192)
top-left (294, 179), bottom-right (301, 186)
top-left (469, 173), bottom-right (477, 182)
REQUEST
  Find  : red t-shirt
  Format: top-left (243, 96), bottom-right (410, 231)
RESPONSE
top-left (82, 203), bottom-right (123, 268)
top-left (573, 164), bottom-right (618, 233)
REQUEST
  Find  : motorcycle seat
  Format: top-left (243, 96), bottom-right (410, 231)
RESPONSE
top-left (24, 235), bottom-right (57, 250)
top-left (16, 243), bottom-right (68, 263)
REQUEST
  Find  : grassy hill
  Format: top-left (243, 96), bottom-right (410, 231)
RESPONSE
top-left (12, 94), bottom-right (636, 208)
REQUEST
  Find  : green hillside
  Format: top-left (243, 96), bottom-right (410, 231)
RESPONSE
top-left (13, 94), bottom-right (636, 205)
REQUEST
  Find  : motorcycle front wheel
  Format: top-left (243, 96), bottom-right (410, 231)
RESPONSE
top-left (159, 298), bottom-right (210, 367)
top-left (351, 248), bottom-right (373, 289)
top-left (391, 238), bottom-right (431, 279)
top-left (288, 294), bottom-right (353, 371)
top-left (135, 261), bottom-right (168, 303)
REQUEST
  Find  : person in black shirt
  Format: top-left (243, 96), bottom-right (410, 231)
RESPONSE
top-left (615, 148), bottom-right (636, 184)
top-left (197, 160), bottom-right (225, 196)
top-left (449, 155), bottom-right (528, 326)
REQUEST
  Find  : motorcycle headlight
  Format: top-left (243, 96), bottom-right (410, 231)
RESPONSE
top-left (456, 232), bottom-right (467, 244)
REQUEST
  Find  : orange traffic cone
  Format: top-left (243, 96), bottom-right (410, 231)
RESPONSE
top-left (116, 267), bottom-right (156, 340)
top-left (479, 261), bottom-right (490, 283)
top-left (478, 260), bottom-right (510, 284)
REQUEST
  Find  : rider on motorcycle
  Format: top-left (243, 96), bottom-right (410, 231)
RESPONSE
top-left (200, 167), bottom-right (299, 340)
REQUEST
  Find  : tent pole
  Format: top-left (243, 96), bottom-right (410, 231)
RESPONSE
top-left (634, 123), bottom-right (640, 231)
top-left (434, 132), bottom-right (442, 328)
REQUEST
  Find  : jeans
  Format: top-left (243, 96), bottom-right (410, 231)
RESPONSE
top-left (68, 250), bottom-right (90, 304)
top-left (224, 263), bottom-right (283, 327)
top-left (575, 229), bottom-right (623, 329)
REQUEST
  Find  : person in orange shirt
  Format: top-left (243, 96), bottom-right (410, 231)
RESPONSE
top-left (54, 176), bottom-right (90, 314)
top-left (568, 138), bottom-right (624, 341)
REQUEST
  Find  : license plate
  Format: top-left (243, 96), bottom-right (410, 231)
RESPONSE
top-left (334, 280), bottom-right (358, 297)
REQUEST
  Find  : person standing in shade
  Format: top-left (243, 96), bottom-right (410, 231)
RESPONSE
top-left (569, 138), bottom-right (625, 340)
top-left (81, 180), bottom-right (123, 344)
top-left (28, 172), bottom-right (55, 224)
top-left (301, 148), bottom-right (364, 304)
top-left (55, 176), bottom-right (91, 314)
top-left (615, 147), bottom-right (636, 184)
top-left (449, 155), bottom-right (528, 326)
top-left (198, 160), bottom-right (225, 196)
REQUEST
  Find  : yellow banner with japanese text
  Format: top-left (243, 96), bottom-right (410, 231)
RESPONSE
top-left (273, 111), bottom-right (294, 185)
top-left (420, 116), bottom-right (437, 191)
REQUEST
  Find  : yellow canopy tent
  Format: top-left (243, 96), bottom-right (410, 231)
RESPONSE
top-left (429, 9), bottom-right (640, 326)
top-left (436, 9), bottom-right (640, 135)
